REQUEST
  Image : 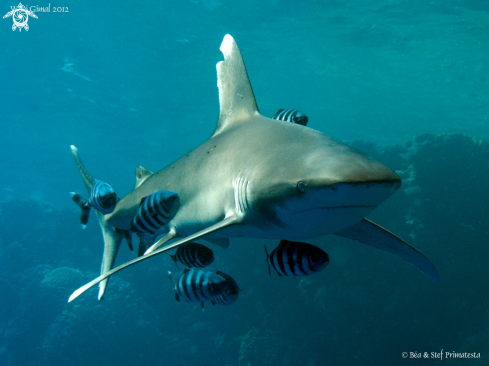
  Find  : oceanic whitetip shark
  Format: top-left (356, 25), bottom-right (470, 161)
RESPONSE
top-left (68, 34), bottom-right (438, 302)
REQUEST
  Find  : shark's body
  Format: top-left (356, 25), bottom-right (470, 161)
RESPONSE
top-left (69, 35), bottom-right (438, 303)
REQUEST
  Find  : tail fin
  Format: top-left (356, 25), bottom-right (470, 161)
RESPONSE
top-left (264, 244), bottom-right (271, 277)
top-left (70, 145), bottom-right (122, 300)
top-left (97, 211), bottom-right (123, 300)
top-left (168, 271), bottom-right (180, 302)
top-left (70, 192), bottom-right (91, 228)
top-left (70, 145), bottom-right (95, 192)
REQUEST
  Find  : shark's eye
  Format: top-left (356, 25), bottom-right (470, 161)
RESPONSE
top-left (297, 181), bottom-right (306, 192)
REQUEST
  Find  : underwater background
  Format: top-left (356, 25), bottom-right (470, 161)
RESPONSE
top-left (1, 0), bottom-right (488, 365)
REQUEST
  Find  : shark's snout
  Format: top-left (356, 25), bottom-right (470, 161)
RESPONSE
top-left (304, 160), bottom-right (402, 208)
top-left (268, 152), bottom-right (402, 239)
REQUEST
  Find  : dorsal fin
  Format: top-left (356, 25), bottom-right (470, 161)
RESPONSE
top-left (134, 166), bottom-right (154, 189)
top-left (70, 145), bottom-right (95, 192)
top-left (212, 34), bottom-right (259, 138)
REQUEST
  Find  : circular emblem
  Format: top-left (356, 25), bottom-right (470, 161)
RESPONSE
top-left (3, 3), bottom-right (38, 32)
top-left (12, 8), bottom-right (28, 28)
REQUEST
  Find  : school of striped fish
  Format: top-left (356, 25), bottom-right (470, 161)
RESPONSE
top-left (69, 109), bottom-right (331, 309)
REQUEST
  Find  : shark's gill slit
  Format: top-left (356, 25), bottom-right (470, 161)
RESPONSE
top-left (245, 181), bottom-right (250, 210)
top-left (234, 177), bottom-right (249, 217)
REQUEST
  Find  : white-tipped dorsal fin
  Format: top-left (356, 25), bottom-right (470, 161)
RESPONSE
top-left (133, 166), bottom-right (154, 189)
top-left (212, 34), bottom-right (259, 138)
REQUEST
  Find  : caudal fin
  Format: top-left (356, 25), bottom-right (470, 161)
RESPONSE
top-left (96, 210), bottom-right (123, 300)
top-left (70, 145), bottom-right (122, 300)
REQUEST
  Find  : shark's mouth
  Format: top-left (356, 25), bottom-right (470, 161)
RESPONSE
top-left (294, 205), bottom-right (378, 215)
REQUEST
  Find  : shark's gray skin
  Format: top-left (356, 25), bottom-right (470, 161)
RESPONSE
top-left (68, 35), bottom-right (438, 303)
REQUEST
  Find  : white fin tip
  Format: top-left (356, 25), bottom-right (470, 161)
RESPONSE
top-left (98, 285), bottom-right (105, 301)
top-left (220, 34), bottom-right (234, 58)
top-left (68, 288), bottom-right (84, 303)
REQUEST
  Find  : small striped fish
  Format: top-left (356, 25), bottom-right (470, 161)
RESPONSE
top-left (131, 190), bottom-right (180, 235)
top-left (168, 269), bottom-right (227, 309)
top-left (88, 180), bottom-right (117, 214)
top-left (70, 180), bottom-right (117, 228)
top-left (265, 240), bottom-right (329, 277)
top-left (211, 270), bottom-right (240, 306)
top-left (272, 109), bottom-right (308, 126)
top-left (169, 243), bottom-right (214, 268)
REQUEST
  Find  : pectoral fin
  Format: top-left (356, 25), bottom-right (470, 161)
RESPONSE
top-left (68, 214), bottom-right (239, 302)
top-left (334, 219), bottom-right (439, 283)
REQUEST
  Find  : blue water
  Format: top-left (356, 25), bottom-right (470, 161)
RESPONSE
top-left (1, 1), bottom-right (488, 365)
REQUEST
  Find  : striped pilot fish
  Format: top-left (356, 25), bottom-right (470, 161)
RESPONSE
top-left (70, 180), bottom-right (117, 228)
top-left (211, 270), bottom-right (240, 306)
top-left (131, 190), bottom-right (180, 235)
top-left (272, 109), bottom-right (309, 126)
top-left (169, 243), bottom-right (214, 268)
top-left (168, 269), bottom-right (227, 309)
top-left (265, 240), bottom-right (329, 277)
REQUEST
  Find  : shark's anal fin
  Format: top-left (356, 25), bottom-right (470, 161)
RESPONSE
top-left (137, 233), bottom-right (157, 257)
top-left (68, 214), bottom-right (239, 302)
top-left (212, 34), bottom-right (259, 138)
top-left (205, 238), bottom-right (230, 248)
top-left (334, 219), bottom-right (439, 283)
top-left (96, 211), bottom-right (123, 300)
top-left (144, 227), bottom-right (177, 255)
top-left (70, 145), bottom-right (95, 192)
top-left (120, 229), bottom-right (133, 251)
